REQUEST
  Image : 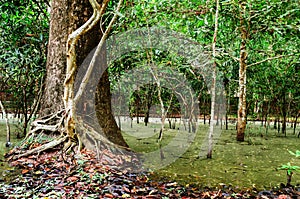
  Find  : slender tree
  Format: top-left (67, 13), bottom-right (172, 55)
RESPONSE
top-left (236, 1), bottom-right (248, 141)
top-left (207, 0), bottom-right (219, 158)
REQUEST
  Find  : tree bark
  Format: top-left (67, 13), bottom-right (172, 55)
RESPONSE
top-left (39, 0), bottom-right (70, 116)
top-left (282, 93), bottom-right (287, 136)
top-left (41, 0), bottom-right (127, 146)
top-left (294, 111), bottom-right (299, 135)
top-left (237, 2), bottom-right (248, 142)
top-left (95, 48), bottom-right (128, 147)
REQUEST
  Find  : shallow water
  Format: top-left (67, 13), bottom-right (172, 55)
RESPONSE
top-left (123, 122), bottom-right (300, 190)
top-left (0, 122), bottom-right (22, 182)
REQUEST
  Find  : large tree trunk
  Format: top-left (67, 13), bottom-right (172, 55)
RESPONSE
top-left (41, 0), bottom-right (101, 115)
top-left (95, 56), bottom-right (128, 147)
top-left (41, 0), bottom-right (127, 146)
top-left (236, 2), bottom-right (248, 142)
top-left (39, 0), bottom-right (69, 115)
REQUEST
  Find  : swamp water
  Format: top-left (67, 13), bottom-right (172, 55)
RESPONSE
top-left (0, 123), bottom-right (21, 182)
top-left (0, 119), bottom-right (299, 190)
top-left (122, 121), bottom-right (300, 190)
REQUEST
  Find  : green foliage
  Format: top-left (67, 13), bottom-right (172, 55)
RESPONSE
top-left (288, 150), bottom-right (300, 158)
top-left (277, 150), bottom-right (300, 185)
top-left (113, 0), bottom-right (299, 124)
top-left (278, 162), bottom-right (300, 176)
top-left (0, 0), bottom-right (49, 134)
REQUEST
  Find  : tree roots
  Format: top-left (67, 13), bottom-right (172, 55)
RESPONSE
top-left (6, 110), bottom-right (133, 166)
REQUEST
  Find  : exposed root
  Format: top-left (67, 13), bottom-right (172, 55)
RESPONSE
top-left (76, 116), bottom-right (131, 155)
top-left (8, 135), bottom-right (68, 161)
top-left (6, 110), bottom-right (134, 167)
top-left (28, 109), bottom-right (65, 136)
top-left (5, 110), bottom-right (72, 161)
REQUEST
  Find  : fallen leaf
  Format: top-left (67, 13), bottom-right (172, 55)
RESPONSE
top-left (21, 169), bottom-right (29, 174)
top-left (67, 176), bottom-right (78, 182)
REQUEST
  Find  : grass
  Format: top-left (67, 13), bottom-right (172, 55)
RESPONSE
top-left (122, 120), bottom-right (300, 190)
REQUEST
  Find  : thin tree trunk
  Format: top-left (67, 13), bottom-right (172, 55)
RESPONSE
top-left (207, 0), bottom-right (219, 159)
top-left (282, 93), bottom-right (287, 136)
top-left (0, 100), bottom-right (11, 146)
top-left (225, 83), bottom-right (230, 130)
top-left (204, 110), bottom-right (206, 124)
top-left (294, 112), bottom-right (299, 135)
top-left (225, 113), bottom-right (228, 130)
top-left (154, 77), bottom-right (166, 142)
top-left (265, 101), bottom-right (270, 134)
top-left (237, 1), bottom-right (248, 142)
top-left (144, 86), bottom-right (153, 126)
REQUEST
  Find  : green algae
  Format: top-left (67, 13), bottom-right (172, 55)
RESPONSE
top-left (123, 121), bottom-right (300, 190)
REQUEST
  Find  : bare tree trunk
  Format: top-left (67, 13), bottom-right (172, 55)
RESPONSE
top-left (281, 93), bottom-right (287, 136)
top-left (153, 75), bottom-right (166, 142)
top-left (225, 79), bottom-right (230, 130)
top-left (144, 85), bottom-right (153, 126)
top-left (0, 100), bottom-right (11, 147)
top-left (207, 0), bottom-right (219, 159)
top-left (294, 111), bottom-right (299, 135)
top-left (237, 1), bottom-right (248, 142)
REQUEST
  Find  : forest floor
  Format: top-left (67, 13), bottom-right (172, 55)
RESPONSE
top-left (0, 122), bottom-right (300, 198)
top-left (0, 147), bottom-right (299, 199)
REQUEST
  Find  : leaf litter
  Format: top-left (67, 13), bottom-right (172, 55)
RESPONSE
top-left (0, 147), bottom-right (299, 198)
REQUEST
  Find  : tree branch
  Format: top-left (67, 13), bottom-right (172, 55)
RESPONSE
top-left (247, 54), bottom-right (294, 67)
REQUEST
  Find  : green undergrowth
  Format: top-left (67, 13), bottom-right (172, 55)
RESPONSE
top-left (122, 121), bottom-right (300, 190)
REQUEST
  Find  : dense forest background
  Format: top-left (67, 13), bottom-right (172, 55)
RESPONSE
top-left (1, 0), bottom-right (299, 138)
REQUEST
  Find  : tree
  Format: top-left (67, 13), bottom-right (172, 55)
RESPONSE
top-left (236, 1), bottom-right (248, 141)
top-left (0, 100), bottom-right (11, 147)
top-left (207, 0), bottom-right (219, 158)
top-left (53, 0), bottom-right (128, 148)
top-left (219, 0), bottom-right (300, 141)
top-left (8, 0), bottom-right (128, 160)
